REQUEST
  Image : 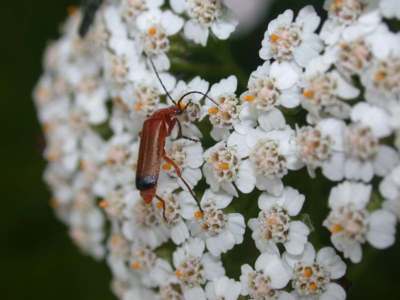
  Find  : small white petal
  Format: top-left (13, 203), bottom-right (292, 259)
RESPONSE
top-left (367, 209), bottom-right (396, 249)
top-left (316, 247), bottom-right (346, 279)
top-left (320, 283), bottom-right (346, 300)
top-left (184, 20), bottom-right (209, 46)
top-left (271, 62), bottom-right (299, 90)
top-left (161, 11), bottom-right (184, 35)
top-left (211, 18), bottom-right (237, 40)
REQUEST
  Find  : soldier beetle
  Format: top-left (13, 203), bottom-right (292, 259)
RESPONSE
top-left (135, 58), bottom-right (220, 218)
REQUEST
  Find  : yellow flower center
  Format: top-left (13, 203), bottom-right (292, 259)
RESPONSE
top-left (208, 107), bottom-right (219, 114)
top-left (147, 26), bottom-right (157, 36)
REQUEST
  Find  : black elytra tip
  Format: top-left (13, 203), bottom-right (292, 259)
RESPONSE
top-left (136, 175), bottom-right (158, 191)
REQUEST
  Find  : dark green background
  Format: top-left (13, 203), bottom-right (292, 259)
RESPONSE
top-left (1, 0), bottom-right (399, 299)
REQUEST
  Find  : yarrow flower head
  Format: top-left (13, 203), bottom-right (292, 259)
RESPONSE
top-left (35, 1), bottom-right (400, 299)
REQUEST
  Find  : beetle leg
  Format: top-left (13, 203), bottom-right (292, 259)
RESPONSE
top-left (163, 154), bottom-right (200, 205)
top-left (155, 195), bottom-right (167, 221)
top-left (176, 120), bottom-right (199, 143)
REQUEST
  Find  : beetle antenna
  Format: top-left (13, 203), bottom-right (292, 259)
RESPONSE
top-left (145, 54), bottom-right (177, 105)
top-left (178, 91), bottom-right (221, 109)
top-left (79, 0), bottom-right (103, 37)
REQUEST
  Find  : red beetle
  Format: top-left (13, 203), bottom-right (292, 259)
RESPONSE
top-left (135, 58), bottom-right (219, 215)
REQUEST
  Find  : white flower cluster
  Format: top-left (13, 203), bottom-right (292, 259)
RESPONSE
top-left (34, 1), bottom-right (400, 299)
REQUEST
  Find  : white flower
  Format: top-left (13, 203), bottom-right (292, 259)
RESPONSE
top-left (94, 134), bottom-right (138, 197)
top-left (75, 76), bottom-right (108, 125)
top-left (206, 276), bottom-right (242, 300)
top-left (171, 0), bottom-right (238, 46)
top-left (380, 165), bottom-right (400, 220)
top-left (121, 0), bottom-right (164, 29)
top-left (158, 282), bottom-right (185, 300)
top-left (173, 238), bottom-right (225, 300)
top-left (204, 75), bottom-right (241, 141)
top-left (129, 243), bottom-right (174, 287)
top-left (361, 39), bottom-right (400, 108)
top-left (320, 0), bottom-right (381, 45)
top-left (300, 54), bottom-right (360, 122)
top-left (240, 61), bottom-right (301, 126)
top-left (380, 0), bottom-right (400, 19)
top-left (240, 251), bottom-right (292, 300)
top-left (228, 126), bottom-right (301, 196)
top-left (123, 286), bottom-right (158, 300)
top-left (68, 186), bottom-right (105, 259)
top-left (162, 138), bottom-right (204, 190)
top-left (296, 118), bottom-right (346, 181)
top-left (107, 232), bottom-right (132, 281)
top-left (249, 187), bottom-right (309, 256)
top-left (259, 6), bottom-right (322, 67)
top-left (343, 103), bottom-right (399, 182)
top-left (103, 49), bottom-right (141, 91)
top-left (323, 181), bottom-right (397, 263)
top-left (99, 187), bottom-right (133, 224)
top-left (155, 190), bottom-right (199, 245)
top-left (328, 35), bottom-right (374, 77)
top-left (122, 190), bottom-right (170, 248)
top-left (203, 141), bottom-right (255, 196)
top-left (136, 9), bottom-right (184, 70)
top-left (284, 243), bottom-right (347, 300)
top-left (189, 189), bottom-right (245, 256)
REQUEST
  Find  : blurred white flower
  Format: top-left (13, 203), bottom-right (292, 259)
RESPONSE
top-left (173, 238), bottom-right (225, 299)
top-left (323, 181), bottom-right (397, 263)
top-left (300, 54), bottom-right (360, 122)
top-left (206, 276), bottom-right (241, 300)
top-left (321, 0), bottom-right (381, 45)
top-left (296, 118), bottom-right (346, 180)
top-left (343, 102), bottom-right (399, 182)
top-left (379, 0), bottom-right (400, 19)
top-left (380, 165), bottom-right (400, 220)
top-left (121, 0), bottom-right (164, 29)
top-left (171, 0), bottom-right (238, 46)
top-left (136, 9), bottom-right (184, 70)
